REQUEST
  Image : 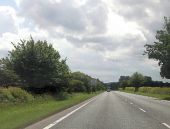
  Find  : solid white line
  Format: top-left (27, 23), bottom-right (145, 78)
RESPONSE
top-left (139, 108), bottom-right (146, 112)
top-left (43, 98), bottom-right (96, 129)
top-left (162, 123), bottom-right (170, 129)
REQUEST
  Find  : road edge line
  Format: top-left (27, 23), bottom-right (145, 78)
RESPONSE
top-left (43, 97), bottom-right (96, 129)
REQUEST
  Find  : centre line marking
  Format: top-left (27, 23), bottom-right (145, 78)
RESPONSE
top-left (43, 98), bottom-right (96, 129)
top-left (139, 108), bottom-right (146, 112)
top-left (162, 123), bottom-right (170, 129)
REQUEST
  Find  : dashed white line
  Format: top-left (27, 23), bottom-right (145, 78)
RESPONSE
top-left (162, 123), bottom-right (170, 129)
top-left (139, 108), bottom-right (146, 112)
top-left (43, 98), bottom-right (96, 129)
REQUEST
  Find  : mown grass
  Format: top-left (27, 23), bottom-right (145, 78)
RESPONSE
top-left (120, 89), bottom-right (170, 100)
top-left (0, 92), bottom-right (102, 129)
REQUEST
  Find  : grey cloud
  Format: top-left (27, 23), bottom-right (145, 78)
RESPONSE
top-left (66, 33), bottom-right (145, 52)
top-left (113, 0), bottom-right (170, 35)
top-left (18, 0), bottom-right (108, 33)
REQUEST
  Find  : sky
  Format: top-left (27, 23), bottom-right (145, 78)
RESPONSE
top-left (0, 0), bottom-right (170, 82)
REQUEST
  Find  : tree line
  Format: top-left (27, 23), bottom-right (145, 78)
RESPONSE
top-left (119, 72), bottom-right (170, 91)
top-left (0, 37), bottom-right (105, 94)
top-left (106, 72), bottom-right (170, 91)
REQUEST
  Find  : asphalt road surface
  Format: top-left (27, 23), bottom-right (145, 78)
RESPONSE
top-left (25, 91), bottom-right (170, 129)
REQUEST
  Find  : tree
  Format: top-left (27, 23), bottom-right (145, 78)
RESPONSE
top-left (71, 72), bottom-right (105, 93)
top-left (0, 64), bottom-right (20, 87)
top-left (143, 76), bottom-right (152, 86)
top-left (71, 72), bottom-right (92, 93)
top-left (144, 17), bottom-right (170, 79)
top-left (129, 72), bottom-right (144, 91)
top-left (119, 76), bottom-right (130, 89)
top-left (1, 37), bottom-right (70, 92)
top-left (68, 79), bottom-right (85, 92)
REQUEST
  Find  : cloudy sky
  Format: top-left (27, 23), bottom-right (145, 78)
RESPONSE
top-left (0, 0), bottom-right (170, 82)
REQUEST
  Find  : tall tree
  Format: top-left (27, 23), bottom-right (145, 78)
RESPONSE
top-left (144, 17), bottom-right (170, 79)
top-left (1, 37), bottom-right (70, 91)
top-left (119, 76), bottom-right (130, 89)
top-left (129, 72), bottom-right (144, 91)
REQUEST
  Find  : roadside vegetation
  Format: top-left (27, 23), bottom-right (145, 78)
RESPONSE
top-left (120, 87), bottom-right (170, 100)
top-left (0, 92), bottom-right (101, 129)
top-left (0, 37), bottom-right (105, 129)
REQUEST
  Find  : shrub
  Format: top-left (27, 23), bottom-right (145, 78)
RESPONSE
top-left (0, 87), bottom-right (34, 102)
top-left (0, 88), bottom-right (14, 102)
top-left (125, 87), bottom-right (135, 92)
top-left (68, 79), bottom-right (86, 93)
top-left (57, 92), bottom-right (69, 100)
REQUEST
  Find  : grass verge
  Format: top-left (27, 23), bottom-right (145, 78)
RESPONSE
top-left (119, 90), bottom-right (170, 100)
top-left (0, 92), bottom-right (102, 129)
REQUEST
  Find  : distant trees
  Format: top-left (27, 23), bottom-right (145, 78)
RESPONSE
top-left (105, 82), bottom-right (119, 90)
top-left (70, 72), bottom-right (105, 93)
top-left (129, 72), bottom-right (144, 91)
top-left (118, 72), bottom-right (170, 90)
top-left (68, 79), bottom-right (85, 92)
top-left (119, 76), bottom-right (130, 89)
top-left (143, 76), bottom-right (152, 86)
top-left (144, 17), bottom-right (170, 79)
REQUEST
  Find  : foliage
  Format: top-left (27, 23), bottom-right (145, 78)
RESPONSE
top-left (144, 17), bottom-right (170, 79)
top-left (71, 72), bottom-right (105, 93)
top-left (129, 72), bottom-right (144, 91)
top-left (143, 76), bottom-right (152, 86)
top-left (0, 65), bottom-right (20, 87)
top-left (0, 88), bottom-right (14, 102)
top-left (68, 79), bottom-right (86, 92)
top-left (119, 76), bottom-right (130, 89)
top-left (1, 37), bottom-right (70, 91)
top-left (0, 87), bottom-right (34, 102)
top-left (56, 92), bottom-right (69, 100)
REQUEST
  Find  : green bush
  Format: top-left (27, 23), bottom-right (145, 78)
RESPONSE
top-left (57, 92), bottom-right (69, 100)
top-left (125, 87), bottom-right (135, 92)
top-left (0, 87), bottom-right (34, 102)
top-left (0, 88), bottom-right (14, 102)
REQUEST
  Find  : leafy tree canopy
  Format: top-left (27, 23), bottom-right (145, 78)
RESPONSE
top-left (145, 17), bottom-right (170, 79)
top-left (1, 37), bottom-right (70, 90)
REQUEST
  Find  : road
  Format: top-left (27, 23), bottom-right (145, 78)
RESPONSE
top-left (25, 91), bottom-right (170, 129)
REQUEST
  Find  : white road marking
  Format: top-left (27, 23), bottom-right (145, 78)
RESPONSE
top-left (43, 98), bottom-right (96, 129)
top-left (162, 123), bottom-right (170, 129)
top-left (139, 108), bottom-right (146, 112)
top-left (130, 102), bottom-right (133, 105)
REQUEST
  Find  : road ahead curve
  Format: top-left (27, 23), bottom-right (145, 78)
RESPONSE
top-left (25, 91), bottom-right (170, 129)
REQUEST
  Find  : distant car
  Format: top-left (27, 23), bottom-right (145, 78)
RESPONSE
top-left (107, 89), bottom-right (110, 92)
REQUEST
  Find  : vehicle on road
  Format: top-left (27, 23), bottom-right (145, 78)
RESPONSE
top-left (107, 89), bottom-right (110, 92)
